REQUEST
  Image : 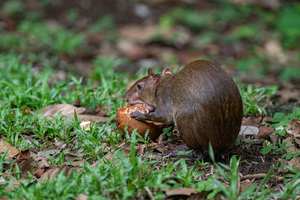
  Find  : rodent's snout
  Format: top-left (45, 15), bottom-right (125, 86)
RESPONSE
top-left (124, 92), bottom-right (129, 102)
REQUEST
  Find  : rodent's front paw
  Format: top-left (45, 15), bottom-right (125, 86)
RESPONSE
top-left (130, 111), bottom-right (144, 120)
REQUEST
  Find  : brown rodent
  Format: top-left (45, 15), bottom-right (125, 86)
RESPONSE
top-left (124, 60), bottom-right (243, 156)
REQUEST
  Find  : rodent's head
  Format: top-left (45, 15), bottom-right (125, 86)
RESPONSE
top-left (125, 67), bottom-right (172, 112)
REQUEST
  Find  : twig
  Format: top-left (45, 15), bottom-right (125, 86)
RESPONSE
top-left (241, 173), bottom-right (284, 181)
top-left (144, 186), bottom-right (154, 200)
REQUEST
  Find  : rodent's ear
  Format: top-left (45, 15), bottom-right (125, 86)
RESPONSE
top-left (148, 68), bottom-right (157, 83)
top-left (161, 68), bottom-right (173, 75)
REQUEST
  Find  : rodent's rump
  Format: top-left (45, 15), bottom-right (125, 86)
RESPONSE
top-left (125, 60), bottom-right (243, 155)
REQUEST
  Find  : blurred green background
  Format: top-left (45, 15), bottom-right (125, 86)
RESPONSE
top-left (0, 0), bottom-right (299, 81)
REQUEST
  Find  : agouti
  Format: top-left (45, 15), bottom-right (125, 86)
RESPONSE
top-left (124, 60), bottom-right (243, 156)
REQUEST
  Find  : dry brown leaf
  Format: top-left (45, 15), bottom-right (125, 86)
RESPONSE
top-left (33, 168), bottom-right (44, 177)
top-left (18, 157), bottom-right (36, 179)
top-left (263, 40), bottom-right (285, 61)
top-left (239, 126), bottom-right (259, 136)
top-left (119, 25), bottom-right (157, 43)
top-left (279, 159), bottom-right (299, 173)
top-left (293, 163), bottom-right (300, 170)
top-left (65, 113), bottom-right (108, 128)
top-left (243, 117), bottom-right (260, 127)
top-left (145, 152), bottom-right (163, 159)
top-left (18, 159), bottom-right (29, 173)
top-left (94, 105), bottom-right (105, 116)
top-left (269, 134), bottom-right (279, 145)
top-left (119, 25), bottom-right (190, 47)
top-left (254, 126), bottom-right (275, 139)
top-left (105, 154), bottom-right (119, 162)
top-left (278, 159), bottom-right (289, 173)
top-left (240, 182), bottom-right (253, 192)
top-left (252, 126), bottom-right (275, 139)
top-left (38, 165), bottom-right (76, 182)
top-left (295, 138), bottom-right (300, 146)
top-left (76, 194), bottom-right (88, 200)
top-left (0, 140), bottom-right (20, 158)
top-left (80, 121), bottom-right (92, 130)
top-left (281, 90), bottom-right (300, 103)
top-left (77, 161), bottom-right (98, 173)
top-left (285, 119), bottom-right (300, 137)
top-left (0, 196), bottom-right (8, 200)
top-left (117, 40), bottom-right (149, 60)
top-left (136, 144), bottom-right (145, 156)
top-left (41, 104), bottom-right (87, 117)
top-left (16, 149), bottom-right (31, 164)
top-left (38, 149), bottom-right (60, 158)
top-left (30, 152), bottom-right (50, 168)
top-left (262, 116), bottom-right (274, 123)
top-left (71, 99), bottom-right (81, 107)
top-left (283, 137), bottom-right (300, 155)
top-left (162, 188), bottom-right (197, 196)
top-left (2, 179), bottom-right (27, 192)
top-left (287, 157), bottom-right (300, 169)
top-left (68, 161), bottom-right (85, 167)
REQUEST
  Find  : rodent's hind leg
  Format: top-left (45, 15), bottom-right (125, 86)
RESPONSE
top-left (130, 110), bottom-right (172, 125)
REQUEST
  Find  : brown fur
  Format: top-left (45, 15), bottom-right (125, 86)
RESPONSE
top-left (125, 60), bottom-right (243, 155)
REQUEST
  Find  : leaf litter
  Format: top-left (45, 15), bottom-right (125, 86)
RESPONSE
top-left (1, 104), bottom-right (300, 199)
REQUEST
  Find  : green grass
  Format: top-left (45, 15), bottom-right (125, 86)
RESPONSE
top-left (0, 20), bottom-right (85, 55)
top-left (0, 53), bottom-right (298, 199)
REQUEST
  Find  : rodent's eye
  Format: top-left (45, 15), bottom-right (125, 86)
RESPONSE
top-left (137, 84), bottom-right (143, 90)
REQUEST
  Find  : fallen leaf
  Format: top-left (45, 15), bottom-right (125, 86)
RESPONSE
top-left (285, 119), bottom-right (300, 137)
top-left (239, 126), bottom-right (259, 136)
top-left (282, 137), bottom-right (300, 155)
top-left (269, 134), bottom-right (279, 145)
top-left (16, 149), bottom-right (31, 164)
top-left (119, 25), bottom-right (157, 43)
top-left (287, 157), bottom-right (300, 170)
top-left (263, 39), bottom-right (285, 61)
top-left (3, 179), bottom-right (27, 192)
top-left (76, 194), bottom-right (88, 200)
top-left (117, 40), bottom-right (149, 60)
top-left (71, 99), bottom-right (81, 107)
top-left (281, 90), bottom-right (300, 103)
top-left (145, 152), bottom-right (163, 159)
top-left (41, 104), bottom-right (87, 117)
top-left (33, 168), bottom-right (44, 177)
top-left (94, 105), bottom-right (105, 115)
top-left (68, 161), bottom-right (85, 166)
top-left (30, 152), bottom-right (50, 168)
top-left (240, 182), bottom-right (253, 191)
top-left (38, 165), bottom-right (76, 182)
top-left (119, 25), bottom-right (190, 47)
top-left (295, 138), bottom-right (300, 146)
top-left (0, 140), bottom-right (20, 158)
top-left (293, 163), bottom-right (300, 170)
top-left (18, 157), bottom-right (36, 179)
top-left (162, 188), bottom-right (197, 196)
top-left (262, 116), bottom-right (274, 123)
top-left (252, 126), bottom-right (275, 139)
top-left (120, 142), bottom-right (131, 157)
top-left (65, 113), bottom-right (108, 127)
top-left (243, 117), bottom-right (260, 127)
top-left (38, 149), bottom-right (60, 158)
